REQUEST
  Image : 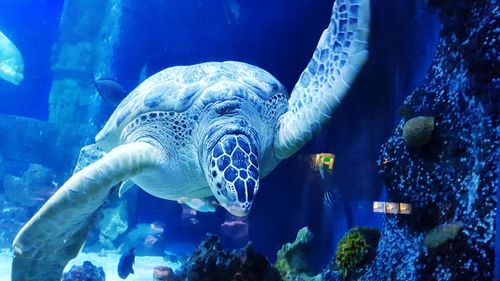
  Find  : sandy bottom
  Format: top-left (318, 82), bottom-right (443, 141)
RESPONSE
top-left (0, 248), bottom-right (181, 281)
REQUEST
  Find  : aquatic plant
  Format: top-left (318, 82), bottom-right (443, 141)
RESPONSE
top-left (424, 222), bottom-right (463, 249)
top-left (402, 116), bottom-right (435, 147)
top-left (275, 227), bottom-right (321, 280)
top-left (335, 227), bottom-right (380, 279)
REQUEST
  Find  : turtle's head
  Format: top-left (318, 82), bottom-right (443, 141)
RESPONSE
top-left (205, 134), bottom-right (260, 217)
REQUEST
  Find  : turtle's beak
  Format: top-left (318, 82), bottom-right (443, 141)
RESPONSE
top-left (205, 134), bottom-right (260, 217)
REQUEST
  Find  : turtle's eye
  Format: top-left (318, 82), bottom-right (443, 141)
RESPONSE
top-left (206, 134), bottom-right (260, 216)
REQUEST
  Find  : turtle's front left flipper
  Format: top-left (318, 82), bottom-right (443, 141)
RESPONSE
top-left (275, 0), bottom-right (370, 159)
top-left (11, 142), bottom-right (163, 281)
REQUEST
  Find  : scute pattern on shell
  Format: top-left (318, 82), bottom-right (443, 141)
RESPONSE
top-left (96, 61), bottom-right (286, 144)
top-left (122, 111), bottom-right (194, 148)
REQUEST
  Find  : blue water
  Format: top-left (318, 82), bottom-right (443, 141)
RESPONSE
top-left (0, 0), bottom-right (448, 276)
top-left (0, 0), bottom-right (64, 119)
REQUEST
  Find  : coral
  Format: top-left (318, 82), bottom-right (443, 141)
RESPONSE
top-left (177, 234), bottom-right (281, 281)
top-left (275, 227), bottom-right (321, 281)
top-left (402, 116), bottom-right (435, 147)
top-left (335, 227), bottom-right (380, 279)
top-left (62, 261), bottom-right (105, 281)
top-left (424, 222), bottom-right (463, 249)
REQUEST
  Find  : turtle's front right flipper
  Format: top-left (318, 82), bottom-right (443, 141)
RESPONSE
top-left (275, 0), bottom-right (370, 159)
top-left (11, 142), bottom-right (163, 281)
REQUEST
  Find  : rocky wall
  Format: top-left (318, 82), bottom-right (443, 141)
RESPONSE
top-left (48, 0), bottom-right (122, 124)
top-left (0, 114), bottom-right (95, 247)
top-left (359, 0), bottom-right (499, 280)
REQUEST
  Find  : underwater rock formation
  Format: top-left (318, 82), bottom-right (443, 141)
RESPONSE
top-left (0, 114), bottom-right (95, 178)
top-left (275, 227), bottom-right (321, 281)
top-left (177, 234), bottom-right (281, 281)
top-left (321, 266), bottom-right (342, 281)
top-left (49, 0), bottom-right (121, 124)
top-left (363, 0), bottom-right (499, 280)
top-left (334, 227), bottom-right (380, 280)
top-left (3, 163), bottom-right (55, 207)
top-left (62, 261), bottom-right (105, 281)
top-left (96, 199), bottom-right (128, 250)
top-left (0, 114), bottom-right (94, 246)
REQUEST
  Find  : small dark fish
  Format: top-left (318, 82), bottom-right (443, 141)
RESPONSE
top-left (117, 248), bottom-right (135, 279)
top-left (89, 76), bottom-right (128, 105)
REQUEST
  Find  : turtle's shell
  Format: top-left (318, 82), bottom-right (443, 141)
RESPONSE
top-left (95, 61), bottom-right (286, 149)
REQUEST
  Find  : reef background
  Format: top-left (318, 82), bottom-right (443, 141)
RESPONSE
top-left (359, 0), bottom-right (499, 280)
top-left (0, 1), bottom-right (497, 280)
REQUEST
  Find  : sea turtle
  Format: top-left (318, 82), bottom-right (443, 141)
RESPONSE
top-left (12, 0), bottom-right (370, 279)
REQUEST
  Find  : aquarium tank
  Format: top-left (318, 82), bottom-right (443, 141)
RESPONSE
top-left (0, 0), bottom-right (497, 280)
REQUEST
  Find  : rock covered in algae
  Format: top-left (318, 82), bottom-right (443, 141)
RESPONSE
top-left (335, 227), bottom-right (380, 279)
top-left (402, 116), bottom-right (435, 147)
top-left (424, 222), bottom-right (463, 249)
top-left (275, 226), bottom-right (321, 280)
top-left (177, 234), bottom-right (281, 281)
